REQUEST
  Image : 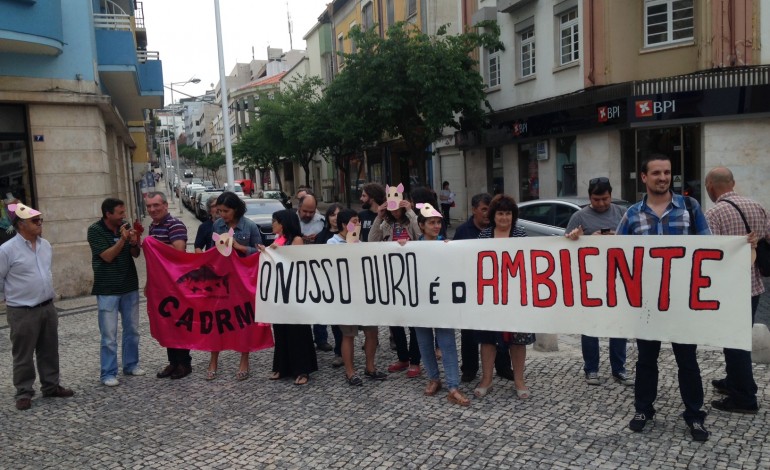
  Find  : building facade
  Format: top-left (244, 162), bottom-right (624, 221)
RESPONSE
top-left (0, 0), bottom-right (163, 296)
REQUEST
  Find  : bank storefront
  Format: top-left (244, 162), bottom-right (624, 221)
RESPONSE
top-left (468, 67), bottom-right (770, 208)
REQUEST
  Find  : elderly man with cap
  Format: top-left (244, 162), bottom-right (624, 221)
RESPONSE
top-left (0, 203), bottom-right (74, 410)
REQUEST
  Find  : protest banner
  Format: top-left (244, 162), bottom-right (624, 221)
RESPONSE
top-left (255, 236), bottom-right (752, 350)
top-left (143, 236), bottom-right (274, 352)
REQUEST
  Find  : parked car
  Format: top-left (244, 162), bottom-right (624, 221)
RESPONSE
top-left (243, 199), bottom-right (288, 245)
top-left (201, 180), bottom-right (215, 190)
top-left (195, 190), bottom-right (222, 220)
top-left (223, 182), bottom-right (245, 197)
top-left (516, 197), bottom-right (631, 237)
top-left (182, 184), bottom-right (203, 209)
top-left (258, 190), bottom-right (292, 209)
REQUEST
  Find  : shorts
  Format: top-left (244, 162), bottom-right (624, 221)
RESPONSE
top-left (476, 330), bottom-right (536, 346)
top-left (338, 325), bottom-right (378, 337)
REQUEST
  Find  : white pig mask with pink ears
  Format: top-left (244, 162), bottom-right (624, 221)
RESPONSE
top-left (212, 228), bottom-right (234, 256)
top-left (415, 202), bottom-right (442, 219)
top-left (346, 221), bottom-right (361, 243)
top-left (385, 183), bottom-right (404, 211)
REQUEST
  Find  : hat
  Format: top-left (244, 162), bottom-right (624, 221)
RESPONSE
top-left (8, 203), bottom-right (42, 222)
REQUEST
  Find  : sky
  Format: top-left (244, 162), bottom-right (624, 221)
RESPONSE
top-left (142, 0), bottom-right (330, 105)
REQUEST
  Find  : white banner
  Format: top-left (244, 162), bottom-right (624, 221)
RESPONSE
top-left (255, 236), bottom-right (752, 350)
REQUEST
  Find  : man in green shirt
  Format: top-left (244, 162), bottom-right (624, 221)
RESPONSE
top-left (87, 198), bottom-right (143, 387)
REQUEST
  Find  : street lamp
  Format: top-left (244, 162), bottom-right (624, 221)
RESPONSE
top-left (168, 77), bottom-right (201, 214)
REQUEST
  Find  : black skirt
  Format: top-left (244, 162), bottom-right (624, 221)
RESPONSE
top-left (272, 324), bottom-right (318, 377)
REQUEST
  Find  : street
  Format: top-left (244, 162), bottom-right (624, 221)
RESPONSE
top-left (0, 195), bottom-right (769, 469)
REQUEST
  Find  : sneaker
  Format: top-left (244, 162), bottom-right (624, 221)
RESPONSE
top-left (711, 397), bottom-right (759, 415)
top-left (585, 371), bottom-right (601, 386)
top-left (387, 360), bottom-right (409, 373)
top-left (628, 412), bottom-right (652, 432)
top-left (102, 377), bottom-right (119, 387)
top-left (331, 356), bottom-right (344, 368)
top-left (612, 372), bottom-right (634, 386)
top-left (124, 368), bottom-right (146, 376)
top-left (711, 378), bottom-right (729, 395)
top-left (687, 420), bottom-right (710, 442)
top-left (364, 369), bottom-right (387, 381)
top-left (406, 364), bottom-right (421, 378)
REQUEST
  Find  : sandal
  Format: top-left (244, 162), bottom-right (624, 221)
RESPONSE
top-left (294, 374), bottom-right (309, 386)
top-left (424, 379), bottom-right (442, 396)
top-left (269, 371), bottom-right (281, 380)
top-left (205, 369), bottom-right (217, 381)
top-left (236, 370), bottom-right (250, 381)
top-left (346, 373), bottom-right (363, 386)
top-left (515, 388), bottom-right (531, 399)
top-left (473, 383), bottom-right (493, 398)
top-left (447, 389), bottom-right (470, 407)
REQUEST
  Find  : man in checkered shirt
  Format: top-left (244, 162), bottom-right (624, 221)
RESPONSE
top-left (704, 167), bottom-right (769, 415)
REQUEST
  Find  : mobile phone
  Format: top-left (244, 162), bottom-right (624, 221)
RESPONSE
top-left (600, 228), bottom-right (611, 234)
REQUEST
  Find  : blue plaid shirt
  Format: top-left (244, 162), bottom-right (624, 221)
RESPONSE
top-left (616, 192), bottom-right (711, 236)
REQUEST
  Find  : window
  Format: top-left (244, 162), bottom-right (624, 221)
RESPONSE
top-left (645, 0), bottom-right (694, 47)
top-left (386, 0), bottom-right (395, 28)
top-left (520, 28), bottom-right (535, 78)
top-left (407, 0), bottom-right (417, 18)
top-left (337, 33), bottom-right (345, 67)
top-left (487, 48), bottom-right (501, 88)
top-left (559, 9), bottom-right (579, 65)
top-left (362, 2), bottom-right (374, 30)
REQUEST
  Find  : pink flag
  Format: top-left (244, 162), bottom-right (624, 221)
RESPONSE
top-left (143, 237), bottom-right (274, 352)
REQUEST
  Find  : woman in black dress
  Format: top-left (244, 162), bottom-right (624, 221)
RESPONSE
top-left (265, 209), bottom-right (318, 385)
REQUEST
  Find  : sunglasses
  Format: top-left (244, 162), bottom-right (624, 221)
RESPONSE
top-left (26, 218), bottom-right (43, 225)
top-left (589, 177), bottom-right (610, 185)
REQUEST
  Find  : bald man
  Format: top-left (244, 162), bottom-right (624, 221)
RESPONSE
top-left (704, 167), bottom-right (769, 414)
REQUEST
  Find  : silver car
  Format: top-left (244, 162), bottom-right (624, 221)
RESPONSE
top-left (244, 199), bottom-right (288, 245)
top-left (516, 197), bottom-right (631, 237)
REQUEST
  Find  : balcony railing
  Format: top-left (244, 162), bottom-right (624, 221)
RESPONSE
top-left (137, 50), bottom-right (160, 63)
top-left (134, 1), bottom-right (146, 29)
top-left (634, 66), bottom-right (770, 95)
top-left (94, 13), bottom-right (131, 31)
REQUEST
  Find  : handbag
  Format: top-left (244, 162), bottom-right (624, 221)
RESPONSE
top-left (721, 199), bottom-right (770, 277)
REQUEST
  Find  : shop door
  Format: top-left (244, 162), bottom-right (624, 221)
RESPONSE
top-left (620, 125), bottom-right (701, 204)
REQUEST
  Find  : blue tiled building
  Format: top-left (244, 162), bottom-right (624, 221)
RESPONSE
top-left (0, 0), bottom-right (164, 296)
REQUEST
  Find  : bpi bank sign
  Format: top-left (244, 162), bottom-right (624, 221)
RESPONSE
top-left (635, 99), bottom-right (676, 118)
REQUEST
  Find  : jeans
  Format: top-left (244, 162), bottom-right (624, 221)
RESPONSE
top-left (634, 339), bottom-right (706, 424)
top-left (97, 291), bottom-right (140, 380)
top-left (415, 327), bottom-right (460, 389)
top-left (391, 326), bottom-right (420, 365)
top-left (721, 295), bottom-right (759, 407)
top-left (581, 335), bottom-right (627, 375)
top-left (313, 324), bottom-right (329, 346)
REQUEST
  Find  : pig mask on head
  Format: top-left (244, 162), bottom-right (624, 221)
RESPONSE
top-left (212, 228), bottom-right (234, 256)
top-left (346, 221), bottom-right (361, 243)
top-left (386, 183), bottom-right (404, 211)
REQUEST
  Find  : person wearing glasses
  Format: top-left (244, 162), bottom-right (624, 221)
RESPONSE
top-left (564, 177), bottom-right (632, 387)
top-left (0, 203), bottom-right (74, 410)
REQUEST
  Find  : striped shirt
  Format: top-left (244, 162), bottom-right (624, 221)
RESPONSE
top-left (478, 225), bottom-right (528, 239)
top-left (148, 213), bottom-right (188, 246)
top-left (616, 192), bottom-right (711, 236)
top-left (88, 219), bottom-right (139, 295)
top-left (706, 191), bottom-right (770, 296)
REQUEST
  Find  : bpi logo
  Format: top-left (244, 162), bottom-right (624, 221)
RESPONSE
top-left (635, 99), bottom-right (676, 118)
top-left (512, 122), bottom-right (528, 136)
top-left (598, 105), bottom-right (620, 123)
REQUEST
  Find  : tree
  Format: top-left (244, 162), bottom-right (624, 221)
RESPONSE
top-left (233, 107), bottom-right (286, 191)
top-left (327, 21), bottom-right (502, 163)
top-left (178, 144), bottom-right (203, 169)
top-left (198, 151), bottom-right (225, 186)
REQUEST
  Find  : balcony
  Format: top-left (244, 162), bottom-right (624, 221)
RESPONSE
top-left (0, 0), bottom-right (64, 55)
top-left (94, 12), bottom-right (163, 121)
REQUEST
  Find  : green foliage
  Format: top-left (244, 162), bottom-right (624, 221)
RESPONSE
top-left (327, 21), bottom-right (501, 159)
top-left (178, 145), bottom-right (203, 167)
top-left (198, 151), bottom-right (225, 185)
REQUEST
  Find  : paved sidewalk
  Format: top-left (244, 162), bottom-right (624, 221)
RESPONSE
top-left (0, 192), bottom-right (768, 468)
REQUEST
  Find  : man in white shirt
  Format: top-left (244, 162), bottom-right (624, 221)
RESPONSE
top-left (0, 203), bottom-right (74, 410)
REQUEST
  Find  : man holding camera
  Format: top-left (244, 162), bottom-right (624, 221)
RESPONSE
top-left (88, 198), bottom-right (144, 387)
top-left (565, 176), bottom-right (632, 387)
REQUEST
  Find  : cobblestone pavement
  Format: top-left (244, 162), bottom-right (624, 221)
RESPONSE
top-left (0, 196), bottom-right (768, 468)
top-left (0, 297), bottom-right (768, 469)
